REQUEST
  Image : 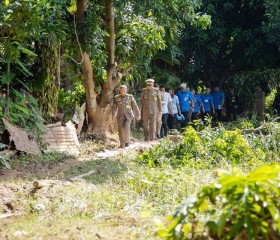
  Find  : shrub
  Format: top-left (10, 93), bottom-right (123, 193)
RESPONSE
top-left (137, 126), bottom-right (264, 169)
top-left (158, 164), bottom-right (280, 240)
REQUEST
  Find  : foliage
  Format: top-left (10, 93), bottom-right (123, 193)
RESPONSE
top-left (263, 0), bottom-right (280, 49)
top-left (138, 126), bottom-right (266, 169)
top-left (175, 0), bottom-right (280, 102)
top-left (226, 68), bottom-right (280, 112)
top-left (58, 81), bottom-right (86, 119)
top-left (0, 89), bottom-right (45, 143)
top-left (158, 164), bottom-right (280, 240)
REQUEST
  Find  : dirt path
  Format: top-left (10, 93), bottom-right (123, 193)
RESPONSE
top-left (0, 140), bottom-right (160, 239)
top-left (0, 140), bottom-right (157, 181)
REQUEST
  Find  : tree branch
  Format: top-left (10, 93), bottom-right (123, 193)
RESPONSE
top-left (112, 66), bottom-right (133, 85)
top-left (105, 0), bottom-right (115, 67)
top-left (242, 117), bottom-right (280, 134)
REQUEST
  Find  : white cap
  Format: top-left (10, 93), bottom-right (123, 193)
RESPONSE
top-left (180, 83), bottom-right (187, 88)
top-left (119, 85), bottom-right (127, 89)
top-left (146, 79), bottom-right (155, 83)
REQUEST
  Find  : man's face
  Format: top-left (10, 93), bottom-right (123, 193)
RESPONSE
top-left (147, 82), bottom-right (154, 88)
top-left (191, 90), bottom-right (195, 95)
top-left (181, 87), bottom-right (187, 92)
top-left (214, 87), bottom-right (219, 92)
top-left (119, 87), bottom-right (127, 96)
top-left (160, 87), bottom-right (165, 92)
top-left (206, 88), bottom-right (211, 94)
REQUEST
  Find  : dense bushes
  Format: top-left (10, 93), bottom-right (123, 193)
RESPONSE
top-left (137, 126), bottom-right (271, 169)
top-left (157, 164), bottom-right (280, 240)
top-left (137, 123), bottom-right (280, 239)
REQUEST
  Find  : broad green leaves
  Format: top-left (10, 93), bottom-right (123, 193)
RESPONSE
top-left (158, 164), bottom-right (280, 239)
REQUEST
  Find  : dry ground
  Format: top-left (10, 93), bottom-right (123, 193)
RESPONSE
top-left (0, 140), bottom-right (160, 240)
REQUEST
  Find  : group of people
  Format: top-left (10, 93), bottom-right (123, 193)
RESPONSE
top-left (112, 79), bottom-right (229, 147)
top-left (112, 79), bottom-right (280, 148)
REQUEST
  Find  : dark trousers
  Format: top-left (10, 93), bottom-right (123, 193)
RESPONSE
top-left (167, 113), bottom-right (177, 130)
top-left (227, 108), bottom-right (237, 121)
top-left (181, 111), bottom-right (189, 129)
top-left (215, 109), bottom-right (223, 122)
top-left (191, 112), bottom-right (199, 121)
top-left (160, 113), bottom-right (169, 137)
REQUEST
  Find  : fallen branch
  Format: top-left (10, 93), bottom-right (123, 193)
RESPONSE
top-left (0, 212), bottom-right (23, 219)
top-left (71, 170), bottom-right (96, 181)
top-left (242, 117), bottom-right (280, 134)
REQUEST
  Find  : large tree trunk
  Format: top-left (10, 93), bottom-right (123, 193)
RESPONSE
top-left (33, 41), bottom-right (59, 118)
top-left (76, 0), bottom-right (122, 141)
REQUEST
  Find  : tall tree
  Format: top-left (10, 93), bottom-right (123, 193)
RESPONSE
top-left (74, 0), bottom-right (204, 139)
top-left (178, 0), bottom-right (280, 89)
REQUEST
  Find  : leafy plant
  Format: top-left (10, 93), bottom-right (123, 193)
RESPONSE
top-left (137, 126), bottom-right (264, 169)
top-left (0, 89), bottom-right (45, 144)
top-left (158, 164), bottom-right (280, 240)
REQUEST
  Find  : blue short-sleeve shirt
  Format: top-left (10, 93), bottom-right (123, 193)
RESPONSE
top-left (193, 94), bottom-right (203, 113)
top-left (177, 90), bottom-right (194, 112)
top-left (211, 90), bottom-right (225, 110)
top-left (201, 94), bottom-right (213, 112)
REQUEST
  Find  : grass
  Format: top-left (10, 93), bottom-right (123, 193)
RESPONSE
top-left (1, 122), bottom-right (279, 239)
top-left (0, 152), bottom-right (230, 239)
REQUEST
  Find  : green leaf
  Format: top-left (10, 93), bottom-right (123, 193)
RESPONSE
top-left (1, 71), bottom-right (15, 84)
top-left (17, 46), bottom-right (37, 57)
top-left (15, 60), bottom-right (33, 76)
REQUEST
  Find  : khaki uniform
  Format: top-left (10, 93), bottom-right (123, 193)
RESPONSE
top-left (140, 88), bottom-right (162, 140)
top-left (112, 94), bottom-right (140, 146)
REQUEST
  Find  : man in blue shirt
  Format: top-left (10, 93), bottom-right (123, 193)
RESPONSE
top-left (201, 88), bottom-right (214, 121)
top-left (211, 86), bottom-right (225, 122)
top-left (177, 83), bottom-right (194, 129)
top-left (191, 89), bottom-right (203, 121)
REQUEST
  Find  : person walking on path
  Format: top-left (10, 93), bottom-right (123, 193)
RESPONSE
top-left (112, 85), bottom-right (140, 148)
top-left (154, 83), bottom-right (164, 139)
top-left (225, 88), bottom-right (238, 121)
top-left (177, 83), bottom-right (194, 129)
top-left (201, 88), bottom-right (215, 122)
top-left (191, 89), bottom-right (203, 122)
top-left (168, 88), bottom-right (181, 130)
top-left (159, 85), bottom-right (173, 137)
top-left (139, 79), bottom-right (162, 141)
top-left (211, 86), bottom-right (225, 122)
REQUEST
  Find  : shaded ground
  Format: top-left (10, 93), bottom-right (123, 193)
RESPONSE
top-left (0, 140), bottom-right (159, 240)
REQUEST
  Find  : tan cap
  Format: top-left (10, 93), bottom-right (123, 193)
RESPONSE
top-left (180, 83), bottom-right (187, 88)
top-left (146, 79), bottom-right (155, 83)
top-left (119, 85), bottom-right (127, 89)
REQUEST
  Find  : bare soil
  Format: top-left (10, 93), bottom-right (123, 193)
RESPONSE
top-left (0, 140), bottom-right (158, 239)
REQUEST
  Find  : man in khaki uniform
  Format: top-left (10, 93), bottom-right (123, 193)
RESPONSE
top-left (112, 85), bottom-right (140, 148)
top-left (139, 79), bottom-right (162, 141)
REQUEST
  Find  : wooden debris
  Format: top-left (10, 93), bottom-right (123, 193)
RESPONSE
top-left (3, 118), bottom-right (41, 155)
top-left (43, 121), bottom-right (80, 154)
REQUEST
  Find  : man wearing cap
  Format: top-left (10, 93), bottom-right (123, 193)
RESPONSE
top-left (112, 85), bottom-right (141, 148)
top-left (177, 83), bottom-right (194, 129)
top-left (139, 79), bottom-right (162, 141)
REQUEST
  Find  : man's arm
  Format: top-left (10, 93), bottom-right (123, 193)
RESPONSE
top-left (131, 96), bottom-right (141, 120)
top-left (157, 90), bottom-right (162, 112)
top-left (167, 94), bottom-right (174, 115)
